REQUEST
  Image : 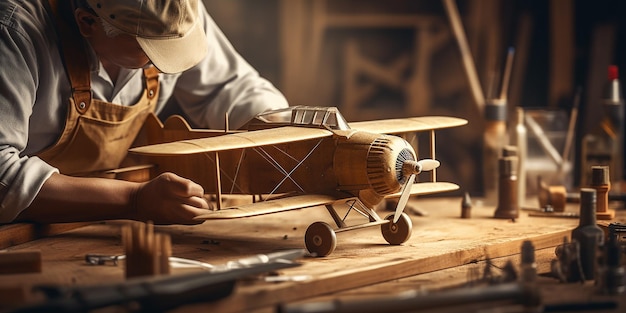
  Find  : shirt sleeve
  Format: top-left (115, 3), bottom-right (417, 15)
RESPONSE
top-left (0, 5), bottom-right (59, 222)
top-left (168, 2), bottom-right (289, 130)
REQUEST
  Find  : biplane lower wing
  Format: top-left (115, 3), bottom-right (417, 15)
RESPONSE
top-left (196, 182), bottom-right (458, 220)
top-left (385, 181), bottom-right (459, 199)
top-left (195, 194), bottom-right (340, 220)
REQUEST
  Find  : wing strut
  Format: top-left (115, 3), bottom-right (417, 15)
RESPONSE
top-left (429, 129), bottom-right (436, 182)
top-left (213, 151), bottom-right (222, 210)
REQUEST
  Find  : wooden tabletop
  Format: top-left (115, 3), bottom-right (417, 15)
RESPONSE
top-left (1, 197), bottom-right (621, 312)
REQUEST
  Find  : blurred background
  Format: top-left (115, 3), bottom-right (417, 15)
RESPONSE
top-left (202, 0), bottom-right (626, 199)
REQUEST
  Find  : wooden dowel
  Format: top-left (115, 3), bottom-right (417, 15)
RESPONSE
top-left (498, 47), bottom-right (515, 101)
top-left (443, 0), bottom-right (485, 113)
top-left (158, 233), bottom-right (172, 275)
top-left (124, 221), bottom-right (170, 279)
top-left (562, 87), bottom-right (581, 163)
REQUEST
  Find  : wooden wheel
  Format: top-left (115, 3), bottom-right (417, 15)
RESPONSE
top-left (305, 222), bottom-right (337, 257)
top-left (381, 213), bottom-right (412, 245)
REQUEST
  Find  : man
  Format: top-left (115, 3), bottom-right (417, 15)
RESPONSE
top-left (0, 0), bottom-right (288, 224)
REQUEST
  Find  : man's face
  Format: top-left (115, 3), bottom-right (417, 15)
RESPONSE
top-left (89, 29), bottom-right (151, 69)
top-left (76, 9), bottom-right (151, 69)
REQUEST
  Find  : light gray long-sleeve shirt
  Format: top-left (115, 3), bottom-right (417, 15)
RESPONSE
top-left (0, 0), bottom-right (289, 222)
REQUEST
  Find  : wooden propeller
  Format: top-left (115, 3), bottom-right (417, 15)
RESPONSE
top-left (393, 159), bottom-right (440, 223)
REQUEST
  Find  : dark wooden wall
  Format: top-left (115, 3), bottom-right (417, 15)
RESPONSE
top-left (203, 0), bottom-right (626, 196)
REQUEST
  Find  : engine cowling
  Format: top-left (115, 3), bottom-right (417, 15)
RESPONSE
top-left (333, 131), bottom-right (416, 207)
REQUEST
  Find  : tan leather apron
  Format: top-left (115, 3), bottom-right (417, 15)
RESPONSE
top-left (38, 0), bottom-right (160, 176)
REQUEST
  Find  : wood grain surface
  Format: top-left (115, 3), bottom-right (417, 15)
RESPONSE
top-left (0, 197), bottom-right (593, 312)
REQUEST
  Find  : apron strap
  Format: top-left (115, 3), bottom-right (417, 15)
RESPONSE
top-left (143, 66), bottom-right (160, 100)
top-left (48, 0), bottom-right (92, 114)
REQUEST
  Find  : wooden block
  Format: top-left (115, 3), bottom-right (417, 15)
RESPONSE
top-left (0, 285), bottom-right (27, 306)
top-left (548, 185), bottom-right (567, 212)
top-left (596, 209), bottom-right (615, 220)
top-left (0, 250), bottom-right (42, 274)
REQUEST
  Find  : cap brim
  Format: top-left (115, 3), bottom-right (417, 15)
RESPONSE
top-left (137, 20), bottom-right (208, 74)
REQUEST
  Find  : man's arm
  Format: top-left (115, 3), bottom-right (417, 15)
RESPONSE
top-left (15, 172), bottom-right (210, 225)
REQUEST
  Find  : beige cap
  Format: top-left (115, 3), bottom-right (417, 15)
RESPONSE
top-left (86, 0), bottom-right (208, 74)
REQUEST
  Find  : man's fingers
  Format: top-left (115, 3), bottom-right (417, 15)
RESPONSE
top-left (184, 195), bottom-right (210, 209)
top-left (179, 205), bottom-right (211, 225)
top-left (162, 173), bottom-right (205, 197)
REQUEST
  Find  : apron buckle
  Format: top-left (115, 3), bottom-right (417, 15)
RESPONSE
top-left (72, 87), bottom-right (93, 114)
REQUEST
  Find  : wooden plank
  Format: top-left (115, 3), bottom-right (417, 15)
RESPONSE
top-left (0, 198), bottom-right (585, 312)
top-left (0, 250), bottom-right (41, 274)
top-left (278, 247), bottom-right (626, 313)
top-left (549, 0), bottom-right (575, 108)
top-left (0, 222), bottom-right (89, 250)
top-left (187, 200), bottom-right (581, 312)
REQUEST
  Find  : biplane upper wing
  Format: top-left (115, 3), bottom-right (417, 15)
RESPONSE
top-left (349, 116), bottom-right (467, 135)
top-left (130, 126), bottom-right (333, 156)
top-left (195, 182), bottom-right (458, 220)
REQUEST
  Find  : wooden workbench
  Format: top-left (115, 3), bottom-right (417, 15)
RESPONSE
top-left (0, 197), bottom-right (619, 312)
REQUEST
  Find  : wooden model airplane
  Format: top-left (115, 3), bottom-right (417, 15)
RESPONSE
top-left (129, 106), bottom-right (467, 256)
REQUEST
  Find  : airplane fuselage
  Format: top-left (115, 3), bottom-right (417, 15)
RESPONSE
top-left (146, 127), bottom-right (416, 207)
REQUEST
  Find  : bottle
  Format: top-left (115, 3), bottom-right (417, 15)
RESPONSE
top-left (520, 240), bottom-right (537, 284)
top-left (494, 156), bottom-right (519, 219)
top-left (570, 188), bottom-right (604, 281)
top-left (510, 108), bottom-right (527, 208)
top-left (581, 65), bottom-right (624, 191)
top-left (483, 99), bottom-right (508, 205)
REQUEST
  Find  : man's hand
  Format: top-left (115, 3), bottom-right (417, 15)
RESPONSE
top-left (132, 172), bottom-right (210, 225)
top-left (16, 172), bottom-right (209, 225)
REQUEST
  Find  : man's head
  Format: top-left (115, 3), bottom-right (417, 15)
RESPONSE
top-left (75, 0), bottom-right (208, 74)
